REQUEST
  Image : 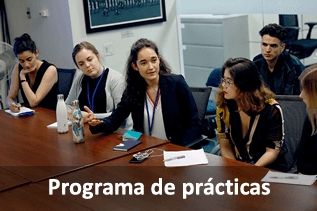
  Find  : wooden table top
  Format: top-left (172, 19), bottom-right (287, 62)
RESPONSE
top-left (0, 167), bottom-right (31, 192)
top-left (5, 143), bottom-right (313, 211)
top-left (1, 107), bottom-right (317, 210)
top-left (0, 107), bottom-right (169, 181)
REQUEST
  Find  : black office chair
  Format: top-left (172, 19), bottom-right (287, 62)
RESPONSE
top-left (57, 68), bottom-right (76, 99)
top-left (0, 96), bottom-right (3, 109)
top-left (274, 95), bottom-right (307, 172)
top-left (185, 87), bottom-right (212, 148)
top-left (205, 68), bottom-right (221, 118)
top-left (279, 14), bottom-right (317, 60)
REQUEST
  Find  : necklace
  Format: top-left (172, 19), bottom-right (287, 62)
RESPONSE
top-left (147, 86), bottom-right (158, 94)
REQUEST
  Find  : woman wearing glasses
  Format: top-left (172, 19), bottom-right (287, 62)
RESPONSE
top-left (297, 64), bottom-right (317, 175)
top-left (216, 58), bottom-right (284, 169)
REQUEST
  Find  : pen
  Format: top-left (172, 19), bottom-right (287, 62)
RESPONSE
top-left (269, 176), bottom-right (299, 179)
top-left (14, 99), bottom-right (20, 110)
top-left (163, 155), bottom-right (185, 162)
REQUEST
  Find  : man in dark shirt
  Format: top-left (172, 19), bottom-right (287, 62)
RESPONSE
top-left (253, 23), bottom-right (305, 95)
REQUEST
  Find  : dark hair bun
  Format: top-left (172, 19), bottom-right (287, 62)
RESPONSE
top-left (21, 33), bottom-right (31, 40)
top-left (13, 33), bottom-right (37, 56)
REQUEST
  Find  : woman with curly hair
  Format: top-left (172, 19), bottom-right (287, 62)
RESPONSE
top-left (216, 58), bottom-right (284, 168)
top-left (85, 38), bottom-right (201, 146)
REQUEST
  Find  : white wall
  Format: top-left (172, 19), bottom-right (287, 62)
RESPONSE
top-left (68, 0), bottom-right (181, 75)
top-left (177, 0), bottom-right (317, 15)
top-left (4, 0), bottom-right (74, 69)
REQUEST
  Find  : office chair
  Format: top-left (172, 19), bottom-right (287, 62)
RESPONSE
top-left (204, 68), bottom-right (222, 140)
top-left (205, 68), bottom-right (221, 117)
top-left (279, 14), bottom-right (317, 59)
top-left (274, 95), bottom-right (307, 172)
top-left (0, 96), bottom-right (3, 109)
top-left (185, 87), bottom-right (212, 148)
top-left (57, 68), bottom-right (76, 99)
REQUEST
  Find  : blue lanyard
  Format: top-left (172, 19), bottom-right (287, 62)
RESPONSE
top-left (87, 68), bottom-right (105, 113)
top-left (145, 86), bottom-right (160, 136)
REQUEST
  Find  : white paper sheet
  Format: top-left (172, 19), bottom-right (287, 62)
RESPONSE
top-left (163, 148), bottom-right (208, 167)
top-left (261, 170), bottom-right (317, 186)
top-left (5, 107), bottom-right (35, 117)
top-left (47, 121), bottom-right (72, 128)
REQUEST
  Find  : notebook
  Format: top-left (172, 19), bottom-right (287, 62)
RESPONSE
top-left (5, 107), bottom-right (35, 117)
top-left (113, 140), bottom-right (142, 151)
top-left (122, 130), bottom-right (142, 140)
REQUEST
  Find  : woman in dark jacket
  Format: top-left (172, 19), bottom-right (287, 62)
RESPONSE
top-left (85, 38), bottom-right (201, 146)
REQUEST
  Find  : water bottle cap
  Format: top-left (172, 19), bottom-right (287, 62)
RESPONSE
top-left (72, 100), bottom-right (79, 106)
top-left (57, 94), bottom-right (64, 100)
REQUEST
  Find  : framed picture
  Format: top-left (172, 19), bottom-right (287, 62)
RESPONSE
top-left (83, 0), bottom-right (167, 34)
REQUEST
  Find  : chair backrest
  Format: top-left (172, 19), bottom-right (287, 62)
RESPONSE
top-left (275, 95), bottom-right (307, 171)
top-left (206, 68), bottom-right (221, 87)
top-left (279, 14), bottom-right (299, 27)
top-left (189, 87), bottom-right (212, 123)
top-left (0, 96), bottom-right (3, 109)
top-left (279, 14), bottom-right (300, 42)
top-left (57, 68), bottom-right (76, 99)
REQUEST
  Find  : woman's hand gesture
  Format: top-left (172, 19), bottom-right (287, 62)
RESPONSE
top-left (84, 106), bottom-right (104, 126)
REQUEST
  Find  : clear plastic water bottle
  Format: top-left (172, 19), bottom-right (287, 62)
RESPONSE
top-left (56, 94), bottom-right (68, 133)
top-left (71, 100), bottom-right (85, 143)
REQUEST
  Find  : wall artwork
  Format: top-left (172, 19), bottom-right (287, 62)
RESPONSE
top-left (83, 0), bottom-right (166, 33)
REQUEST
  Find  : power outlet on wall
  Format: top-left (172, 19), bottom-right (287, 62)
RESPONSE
top-left (27, 7), bottom-right (31, 19)
top-left (103, 43), bottom-right (114, 56)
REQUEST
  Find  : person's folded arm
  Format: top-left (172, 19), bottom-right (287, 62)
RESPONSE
top-left (20, 65), bottom-right (58, 107)
top-left (219, 138), bottom-right (236, 160)
top-left (255, 147), bottom-right (279, 166)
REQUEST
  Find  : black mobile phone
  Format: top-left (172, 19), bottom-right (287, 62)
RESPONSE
top-left (129, 155), bottom-right (150, 163)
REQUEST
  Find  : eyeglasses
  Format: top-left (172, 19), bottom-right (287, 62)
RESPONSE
top-left (221, 78), bottom-right (233, 88)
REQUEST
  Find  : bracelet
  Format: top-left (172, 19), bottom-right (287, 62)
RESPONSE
top-left (20, 79), bottom-right (27, 83)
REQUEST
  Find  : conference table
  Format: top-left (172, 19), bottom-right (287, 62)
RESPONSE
top-left (0, 107), bottom-right (169, 182)
top-left (0, 107), bottom-right (316, 210)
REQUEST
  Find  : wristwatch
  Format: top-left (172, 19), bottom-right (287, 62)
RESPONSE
top-left (20, 79), bottom-right (27, 83)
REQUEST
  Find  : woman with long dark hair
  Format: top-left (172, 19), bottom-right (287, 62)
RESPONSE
top-left (216, 58), bottom-right (284, 168)
top-left (6, 33), bottom-right (58, 111)
top-left (85, 38), bottom-right (201, 146)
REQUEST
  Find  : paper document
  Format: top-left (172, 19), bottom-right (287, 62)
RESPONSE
top-left (261, 170), bottom-right (317, 186)
top-left (163, 148), bottom-right (208, 167)
top-left (5, 107), bottom-right (35, 117)
top-left (47, 121), bottom-right (72, 128)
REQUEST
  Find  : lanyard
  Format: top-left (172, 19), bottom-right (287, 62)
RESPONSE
top-left (87, 68), bottom-right (105, 112)
top-left (145, 86), bottom-right (160, 136)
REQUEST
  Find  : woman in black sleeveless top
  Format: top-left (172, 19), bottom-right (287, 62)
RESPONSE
top-left (6, 33), bottom-right (58, 111)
